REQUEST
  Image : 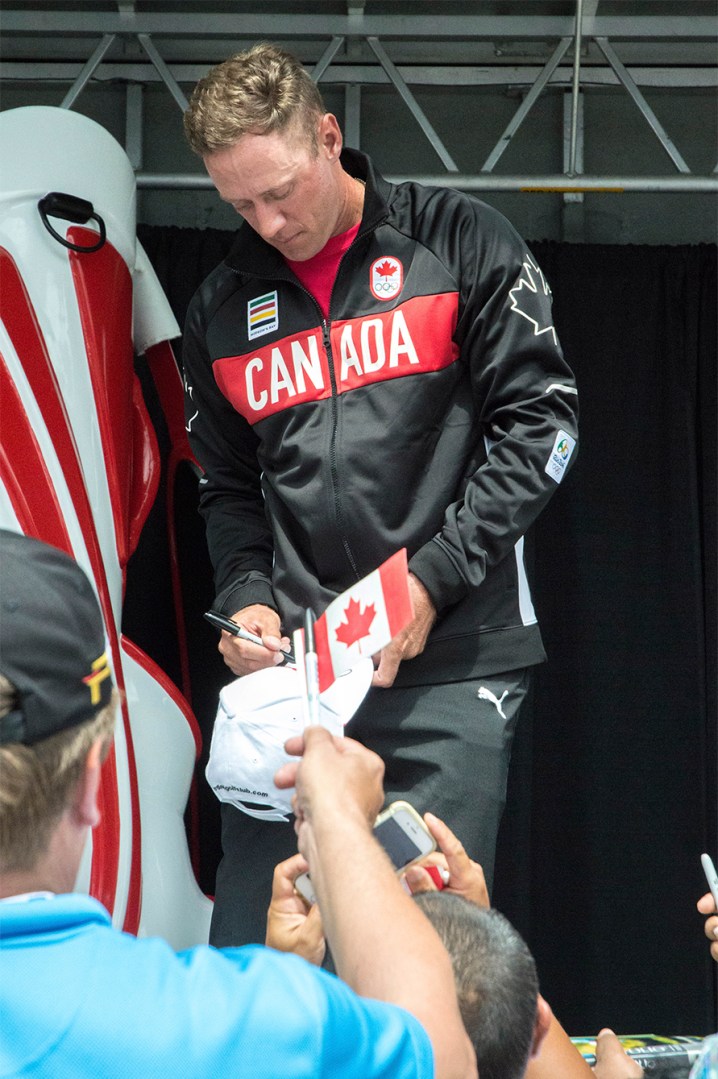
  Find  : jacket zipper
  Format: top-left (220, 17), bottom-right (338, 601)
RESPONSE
top-left (229, 266), bottom-right (362, 581)
top-left (322, 219), bottom-right (382, 581)
top-left (319, 317), bottom-right (359, 580)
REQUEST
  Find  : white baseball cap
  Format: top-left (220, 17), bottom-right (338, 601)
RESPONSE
top-left (206, 659), bottom-right (373, 822)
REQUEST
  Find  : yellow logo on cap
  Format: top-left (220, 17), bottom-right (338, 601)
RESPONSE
top-left (83, 651), bottom-right (111, 704)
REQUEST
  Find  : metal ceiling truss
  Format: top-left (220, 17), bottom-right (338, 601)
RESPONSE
top-left (2, 4), bottom-right (717, 194)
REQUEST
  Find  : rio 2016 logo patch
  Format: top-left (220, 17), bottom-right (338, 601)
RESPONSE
top-left (545, 430), bottom-right (576, 484)
top-left (370, 256), bottom-right (403, 301)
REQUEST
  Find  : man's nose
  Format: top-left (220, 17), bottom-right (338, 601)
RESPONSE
top-left (254, 203), bottom-right (286, 240)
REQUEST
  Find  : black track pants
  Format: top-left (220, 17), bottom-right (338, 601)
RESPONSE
top-left (209, 668), bottom-right (530, 948)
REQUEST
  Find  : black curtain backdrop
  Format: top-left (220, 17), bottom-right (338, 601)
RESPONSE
top-left (129, 224), bottom-right (717, 1038)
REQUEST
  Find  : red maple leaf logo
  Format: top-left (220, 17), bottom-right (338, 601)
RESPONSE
top-left (335, 597), bottom-right (376, 649)
top-left (375, 259), bottom-right (397, 278)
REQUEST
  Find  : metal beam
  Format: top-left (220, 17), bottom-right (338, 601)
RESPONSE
top-left (125, 81), bottom-right (143, 170)
top-left (4, 62), bottom-right (716, 89)
top-left (59, 33), bottom-right (116, 109)
top-left (5, 4), bottom-right (712, 196)
top-left (481, 37), bottom-right (572, 172)
top-left (311, 36), bottom-right (346, 82)
top-left (563, 91), bottom-right (585, 202)
top-left (594, 37), bottom-right (691, 173)
top-left (135, 172), bottom-right (718, 193)
top-left (137, 33), bottom-right (188, 111)
top-left (562, 92), bottom-right (585, 240)
top-left (2, 12), bottom-right (715, 38)
top-left (567, 0), bottom-right (584, 177)
top-left (365, 36), bottom-right (459, 172)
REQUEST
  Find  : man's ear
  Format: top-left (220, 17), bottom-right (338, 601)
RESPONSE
top-left (529, 995), bottom-right (554, 1059)
top-left (70, 737), bottom-right (105, 830)
top-left (318, 113), bottom-right (343, 161)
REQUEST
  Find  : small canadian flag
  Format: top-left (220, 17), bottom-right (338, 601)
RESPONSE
top-left (314, 549), bottom-right (414, 692)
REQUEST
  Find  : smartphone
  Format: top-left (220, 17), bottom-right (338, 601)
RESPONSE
top-left (701, 853), bottom-right (718, 911)
top-left (295, 800), bottom-right (436, 905)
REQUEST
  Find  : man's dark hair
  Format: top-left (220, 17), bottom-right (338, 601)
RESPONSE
top-left (414, 893), bottom-right (539, 1079)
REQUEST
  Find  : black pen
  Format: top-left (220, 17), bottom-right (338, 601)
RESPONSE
top-left (203, 610), bottom-right (295, 666)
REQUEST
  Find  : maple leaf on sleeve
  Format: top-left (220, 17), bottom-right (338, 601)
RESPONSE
top-left (375, 260), bottom-right (397, 278)
top-left (334, 597), bottom-right (376, 649)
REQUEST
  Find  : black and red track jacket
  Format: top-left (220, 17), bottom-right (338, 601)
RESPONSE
top-left (182, 148), bottom-right (579, 686)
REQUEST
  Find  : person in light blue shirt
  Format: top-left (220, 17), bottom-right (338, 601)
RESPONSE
top-left (0, 530), bottom-right (476, 1079)
top-left (1, 893), bottom-right (430, 1079)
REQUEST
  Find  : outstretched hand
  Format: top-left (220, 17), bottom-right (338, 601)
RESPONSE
top-left (274, 726), bottom-right (385, 858)
top-left (697, 891), bottom-right (718, 962)
top-left (265, 852), bottom-right (326, 966)
top-left (592, 1030), bottom-right (644, 1078)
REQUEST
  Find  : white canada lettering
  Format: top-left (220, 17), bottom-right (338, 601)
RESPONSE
top-left (389, 310), bottom-right (419, 367)
top-left (361, 319), bottom-right (385, 373)
top-left (270, 348), bottom-right (295, 403)
top-left (216, 294), bottom-right (458, 424)
top-left (245, 357), bottom-right (267, 411)
top-left (291, 336), bottom-right (324, 394)
top-left (339, 326), bottom-right (363, 380)
top-left (246, 337), bottom-right (325, 411)
top-left (338, 309), bottom-right (419, 381)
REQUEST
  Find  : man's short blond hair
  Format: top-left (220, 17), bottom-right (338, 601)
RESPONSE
top-left (184, 42), bottom-right (326, 157)
top-left (0, 675), bottom-right (117, 873)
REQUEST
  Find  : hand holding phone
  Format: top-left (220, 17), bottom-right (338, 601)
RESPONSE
top-left (295, 800), bottom-right (436, 905)
top-left (421, 865), bottom-right (451, 890)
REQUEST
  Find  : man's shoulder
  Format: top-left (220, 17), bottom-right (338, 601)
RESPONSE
top-left (0, 899), bottom-right (432, 1079)
top-left (386, 179), bottom-right (525, 256)
top-left (389, 177), bottom-right (507, 222)
top-left (186, 255), bottom-right (241, 323)
top-left (181, 944), bottom-right (434, 1078)
top-left (185, 257), bottom-right (277, 347)
top-left (0, 890), bottom-right (111, 938)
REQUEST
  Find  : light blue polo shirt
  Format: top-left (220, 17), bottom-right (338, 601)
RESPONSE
top-left (0, 893), bottom-right (433, 1078)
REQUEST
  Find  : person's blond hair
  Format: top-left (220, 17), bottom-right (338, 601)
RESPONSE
top-left (184, 42), bottom-right (326, 157)
top-left (0, 674), bottom-right (117, 873)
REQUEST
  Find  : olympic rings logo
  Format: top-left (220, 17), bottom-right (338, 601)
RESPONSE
top-left (370, 256), bottom-right (404, 301)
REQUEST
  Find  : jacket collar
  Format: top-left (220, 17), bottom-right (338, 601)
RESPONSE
top-left (223, 147), bottom-right (389, 277)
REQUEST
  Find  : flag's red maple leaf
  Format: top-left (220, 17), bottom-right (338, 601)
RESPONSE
top-left (335, 597), bottom-right (376, 649)
top-left (375, 260), bottom-right (397, 278)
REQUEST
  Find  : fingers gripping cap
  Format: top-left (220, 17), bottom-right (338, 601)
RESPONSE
top-left (0, 530), bottom-right (114, 745)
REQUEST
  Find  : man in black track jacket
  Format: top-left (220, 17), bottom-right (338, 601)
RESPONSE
top-left (182, 43), bottom-right (579, 947)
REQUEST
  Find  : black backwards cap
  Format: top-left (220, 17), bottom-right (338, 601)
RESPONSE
top-left (0, 530), bottom-right (114, 746)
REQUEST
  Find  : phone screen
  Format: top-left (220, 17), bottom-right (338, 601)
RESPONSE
top-left (295, 801), bottom-right (433, 904)
top-left (373, 815), bottom-right (427, 870)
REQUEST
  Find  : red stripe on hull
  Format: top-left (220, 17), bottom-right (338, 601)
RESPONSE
top-left (0, 247), bottom-right (142, 933)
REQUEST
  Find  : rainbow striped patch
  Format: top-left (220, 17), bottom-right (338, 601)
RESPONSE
top-left (247, 290), bottom-right (279, 340)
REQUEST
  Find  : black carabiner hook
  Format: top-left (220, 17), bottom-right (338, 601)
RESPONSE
top-left (38, 191), bottom-right (107, 253)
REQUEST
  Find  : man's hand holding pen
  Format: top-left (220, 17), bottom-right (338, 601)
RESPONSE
top-left (205, 604), bottom-right (294, 676)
